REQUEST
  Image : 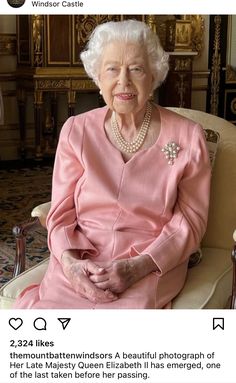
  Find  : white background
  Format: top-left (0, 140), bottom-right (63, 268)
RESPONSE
top-left (1, 0), bottom-right (236, 15)
top-left (0, 310), bottom-right (235, 383)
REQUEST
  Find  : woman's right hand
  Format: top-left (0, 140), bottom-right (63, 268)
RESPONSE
top-left (61, 250), bottom-right (118, 304)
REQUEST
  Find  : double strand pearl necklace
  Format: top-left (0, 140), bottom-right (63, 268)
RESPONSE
top-left (111, 102), bottom-right (152, 154)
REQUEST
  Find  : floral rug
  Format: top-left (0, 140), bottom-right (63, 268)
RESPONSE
top-left (0, 166), bottom-right (52, 287)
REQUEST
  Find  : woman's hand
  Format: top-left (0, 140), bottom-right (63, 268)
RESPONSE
top-left (89, 254), bottom-right (158, 294)
top-left (61, 250), bottom-right (118, 303)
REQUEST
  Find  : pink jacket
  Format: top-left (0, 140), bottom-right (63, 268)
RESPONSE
top-left (46, 105), bottom-right (211, 277)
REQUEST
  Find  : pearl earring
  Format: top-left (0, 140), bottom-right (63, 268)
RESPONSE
top-left (99, 90), bottom-right (102, 95)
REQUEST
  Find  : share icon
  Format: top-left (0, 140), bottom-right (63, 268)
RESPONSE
top-left (57, 318), bottom-right (71, 330)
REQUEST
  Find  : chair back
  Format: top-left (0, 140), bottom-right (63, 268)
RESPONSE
top-left (167, 107), bottom-right (236, 250)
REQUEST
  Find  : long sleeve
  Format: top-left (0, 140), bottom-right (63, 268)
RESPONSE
top-left (46, 116), bottom-right (99, 262)
top-left (131, 123), bottom-right (211, 276)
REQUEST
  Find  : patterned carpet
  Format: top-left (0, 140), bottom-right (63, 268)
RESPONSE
top-left (0, 166), bottom-right (52, 287)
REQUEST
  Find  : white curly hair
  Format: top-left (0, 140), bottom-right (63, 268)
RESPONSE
top-left (80, 19), bottom-right (169, 90)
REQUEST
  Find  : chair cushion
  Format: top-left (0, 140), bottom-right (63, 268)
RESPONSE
top-left (0, 247), bottom-right (232, 309)
top-left (172, 247), bottom-right (232, 309)
top-left (0, 258), bottom-right (49, 309)
top-left (168, 108), bottom-right (236, 250)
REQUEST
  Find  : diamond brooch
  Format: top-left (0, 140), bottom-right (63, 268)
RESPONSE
top-left (161, 142), bottom-right (181, 165)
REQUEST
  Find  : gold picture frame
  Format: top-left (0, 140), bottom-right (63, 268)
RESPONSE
top-left (158, 15), bottom-right (204, 55)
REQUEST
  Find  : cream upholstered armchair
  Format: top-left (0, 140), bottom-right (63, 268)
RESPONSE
top-left (0, 107), bottom-right (236, 309)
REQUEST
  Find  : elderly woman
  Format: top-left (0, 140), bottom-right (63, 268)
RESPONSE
top-left (14, 20), bottom-right (211, 309)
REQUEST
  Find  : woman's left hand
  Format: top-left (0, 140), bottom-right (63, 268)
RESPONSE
top-left (89, 254), bottom-right (158, 294)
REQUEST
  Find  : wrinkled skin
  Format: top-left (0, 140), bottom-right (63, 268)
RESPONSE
top-left (62, 250), bottom-right (158, 303)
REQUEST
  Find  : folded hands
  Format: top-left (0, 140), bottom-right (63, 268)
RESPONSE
top-left (61, 250), bottom-right (158, 304)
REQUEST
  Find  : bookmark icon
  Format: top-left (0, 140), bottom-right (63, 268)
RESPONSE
top-left (213, 317), bottom-right (224, 330)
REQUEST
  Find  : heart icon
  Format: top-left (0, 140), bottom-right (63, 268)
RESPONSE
top-left (9, 317), bottom-right (23, 330)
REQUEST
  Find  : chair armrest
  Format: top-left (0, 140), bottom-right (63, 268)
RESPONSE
top-left (230, 230), bottom-right (236, 309)
top-left (12, 201), bottom-right (51, 278)
top-left (31, 201), bottom-right (51, 228)
top-left (12, 218), bottom-right (41, 277)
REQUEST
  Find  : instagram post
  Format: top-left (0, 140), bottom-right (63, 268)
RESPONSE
top-left (0, 2), bottom-right (236, 382)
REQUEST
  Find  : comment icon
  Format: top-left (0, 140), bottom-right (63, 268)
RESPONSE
top-left (33, 317), bottom-right (47, 331)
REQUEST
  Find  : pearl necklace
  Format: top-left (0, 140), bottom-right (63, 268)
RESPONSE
top-left (111, 103), bottom-right (152, 154)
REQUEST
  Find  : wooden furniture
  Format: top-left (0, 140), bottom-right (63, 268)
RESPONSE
top-left (16, 15), bottom-right (104, 158)
top-left (158, 16), bottom-right (199, 108)
top-left (223, 66), bottom-right (236, 126)
top-left (16, 15), bottom-right (199, 159)
top-left (159, 52), bottom-right (197, 108)
top-left (16, 15), bottom-right (148, 159)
